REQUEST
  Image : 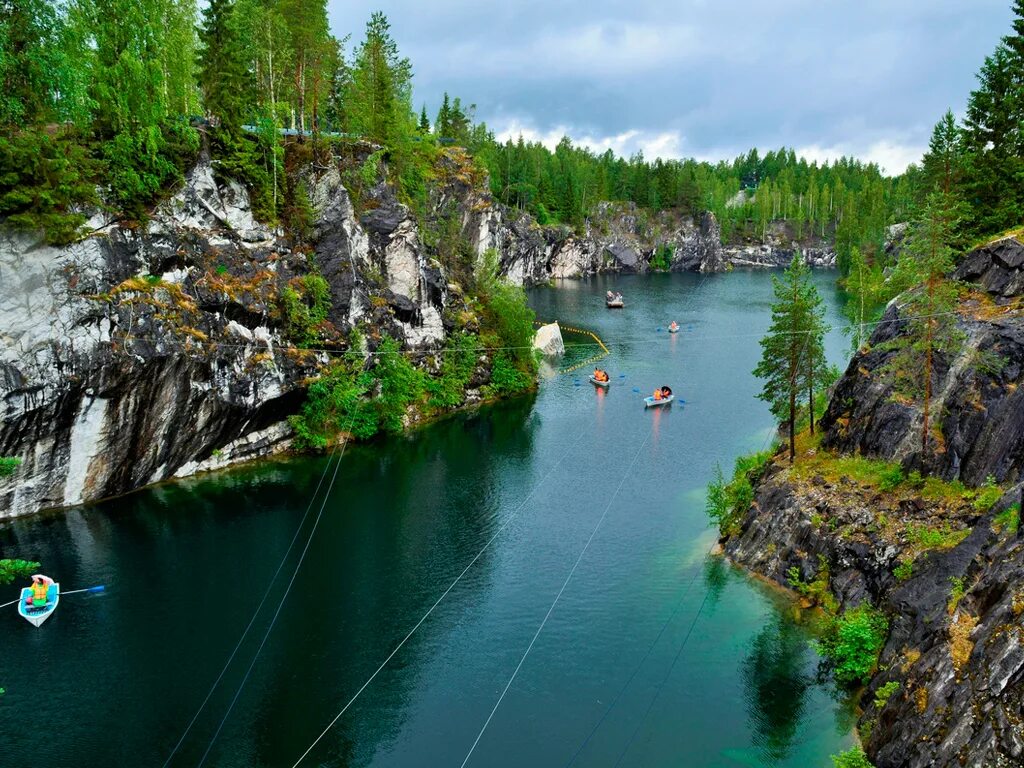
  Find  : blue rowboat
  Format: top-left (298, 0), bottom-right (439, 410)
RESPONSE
top-left (644, 395), bottom-right (674, 408)
top-left (18, 582), bottom-right (59, 627)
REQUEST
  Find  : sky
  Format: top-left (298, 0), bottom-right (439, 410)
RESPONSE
top-left (327, 1), bottom-right (1015, 175)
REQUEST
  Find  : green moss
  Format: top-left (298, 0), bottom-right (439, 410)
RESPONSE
top-left (993, 504), bottom-right (1020, 534)
top-left (874, 680), bottom-right (901, 709)
top-left (948, 576), bottom-right (966, 614)
top-left (893, 559), bottom-right (914, 582)
top-left (972, 475), bottom-right (1002, 512)
top-left (905, 522), bottom-right (970, 552)
top-left (0, 457), bottom-right (20, 477)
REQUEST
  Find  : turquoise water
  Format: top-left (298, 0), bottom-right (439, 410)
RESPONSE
top-left (0, 270), bottom-right (857, 767)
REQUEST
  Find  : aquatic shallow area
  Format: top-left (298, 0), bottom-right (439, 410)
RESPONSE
top-left (1, 270), bottom-right (857, 767)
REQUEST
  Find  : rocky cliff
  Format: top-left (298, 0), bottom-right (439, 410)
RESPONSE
top-left (476, 200), bottom-right (836, 284)
top-left (0, 143), bottom-right (514, 518)
top-left (0, 139), bottom-right (838, 519)
top-left (722, 237), bottom-right (1024, 768)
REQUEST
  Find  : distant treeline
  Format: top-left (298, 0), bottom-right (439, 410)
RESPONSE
top-left (2, 0), bottom-right (1022, 269)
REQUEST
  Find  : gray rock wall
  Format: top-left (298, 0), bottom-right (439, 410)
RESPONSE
top-left (0, 155), bottom-right (463, 518)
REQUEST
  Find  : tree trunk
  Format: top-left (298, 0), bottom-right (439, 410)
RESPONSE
top-left (789, 388), bottom-right (797, 464)
top-left (922, 278), bottom-right (935, 454)
top-left (808, 355), bottom-right (815, 435)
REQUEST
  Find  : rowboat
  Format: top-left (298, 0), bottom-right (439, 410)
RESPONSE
top-left (589, 376), bottom-right (610, 388)
top-left (606, 298), bottom-right (624, 308)
top-left (668, 325), bottom-right (679, 333)
top-left (644, 395), bottom-right (674, 408)
top-left (18, 582), bottom-right (59, 627)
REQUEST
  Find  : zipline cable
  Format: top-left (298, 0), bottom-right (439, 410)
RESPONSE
top-left (561, 271), bottom-right (715, 767)
top-left (458, 422), bottom-right (654, 768)
top-left (561, 550), bottom-right (704, 767)
top-left (161, 427), bottom-right (345, 767)
top-left (288, 395), bottom-right (595, 768)
top-left (193, 360), bottom-right (374, 768)
top-left (608, 327), bottom-right (818, 767)
top-left (612, 586), bottom-right (715, 767)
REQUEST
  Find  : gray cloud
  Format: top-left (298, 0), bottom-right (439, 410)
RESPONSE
top-left (328, 0), bottom-right (1014, 173)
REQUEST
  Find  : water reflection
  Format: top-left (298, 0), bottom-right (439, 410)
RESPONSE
top-left (701, 555), bottom-right (730, 613)
top-left (741, 614), bottom-right (812, 764)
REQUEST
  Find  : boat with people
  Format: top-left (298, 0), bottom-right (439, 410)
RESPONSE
top-left (668, 321), bottom-right (679, 333)
top-left (18, 575), bottom-right (59, 627)
top-left (590, 368), bottom-right (611, 388)
top-left (606, 291), bottom-right (624, 308)
top-left (644, 386), bottom-right (674, 407)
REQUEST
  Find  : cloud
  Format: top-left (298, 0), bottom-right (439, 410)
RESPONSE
top-left (331, 0), bottom-right (1014, 171)
top-left (795, 141), bottom-right (926, 176)
top-left (493, 121), bottom-right (686, 160)
top-left (432, 22), bottom-right (705, 80)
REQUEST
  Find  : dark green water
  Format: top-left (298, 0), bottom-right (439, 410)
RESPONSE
top-left (1, 271), bottom-right (857, 768)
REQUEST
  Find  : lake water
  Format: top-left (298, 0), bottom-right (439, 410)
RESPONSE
top-left (0, 270), bottom-right (858, 767)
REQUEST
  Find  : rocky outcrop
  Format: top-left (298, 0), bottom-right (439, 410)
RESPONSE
top-left (724, 468), bottom-right (1024, 768)
top-left (532, 323), bottom-right (564, 357)
top-left (468, 198), bottom-right (836, 285)
top-left (723, 238), bottom-right (1024, 768)
top-left (954, 236), bottom-right (1024, 299)
top-left (0, 148), bottom-right (485, 518)
top-left (821, 261), bottom-right (1024, 488)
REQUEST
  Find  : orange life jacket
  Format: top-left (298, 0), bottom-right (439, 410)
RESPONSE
top-left (653, 390), bottom-right (662, 400)
top-left (31, 582), bottom-right (48, 602)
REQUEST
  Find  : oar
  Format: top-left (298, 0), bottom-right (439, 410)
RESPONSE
top-left (1, 585), bottom-right (106, 610)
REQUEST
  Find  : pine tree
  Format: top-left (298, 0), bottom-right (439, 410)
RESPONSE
top-left (922, 110), bottom-right (964, 196)
top-left (343, 12), bottom-right (413, 145)
top-left (197, 0), bottom-right (249, 132)
top-left (800, 266), bottom-right (830, 435)
top-left (435, 92), bottom-right (451, 137)
top-left (754, 254), bottom-right (816, 463)
top-left (418, 104), bottom-right (429, 133)
top-left (884, 192), bottom-right (964, 455)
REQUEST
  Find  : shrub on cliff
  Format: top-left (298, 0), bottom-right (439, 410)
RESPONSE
top-left (373, 336), bottom-right (426, 433)
top-left (831, 747), bottom-right (875, 768)
top-left (706, 450), bottom-right (773, 537)
top-left (816, 604), bottom-right (889, 687)
top-left (282, 274), bottom-right (332, 347)
top-left (426, 333), bottom-right (479, 410)
top-left (0, 558), bottom-right (39, 585)
top-left (0, 457), bottom-right (21, 477)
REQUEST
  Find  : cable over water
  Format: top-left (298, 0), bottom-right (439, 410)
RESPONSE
top-left (288, 391), bottom-right (594, 768)
top-left (459, 420), bottom-right (655, 767)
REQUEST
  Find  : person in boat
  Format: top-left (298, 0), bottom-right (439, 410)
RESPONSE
top-left (26, 575), bottom-right (49, 608)
top-left (668, 321), bottom-right (679, 332)
top-left (593, 368), bottom-right (609, 382)
top-left (606, 291), bottom-right (614, 301)
top-left (661, 386), bottom-right (673, 398)
top-left (652, 387), bottom-right (663, 401)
